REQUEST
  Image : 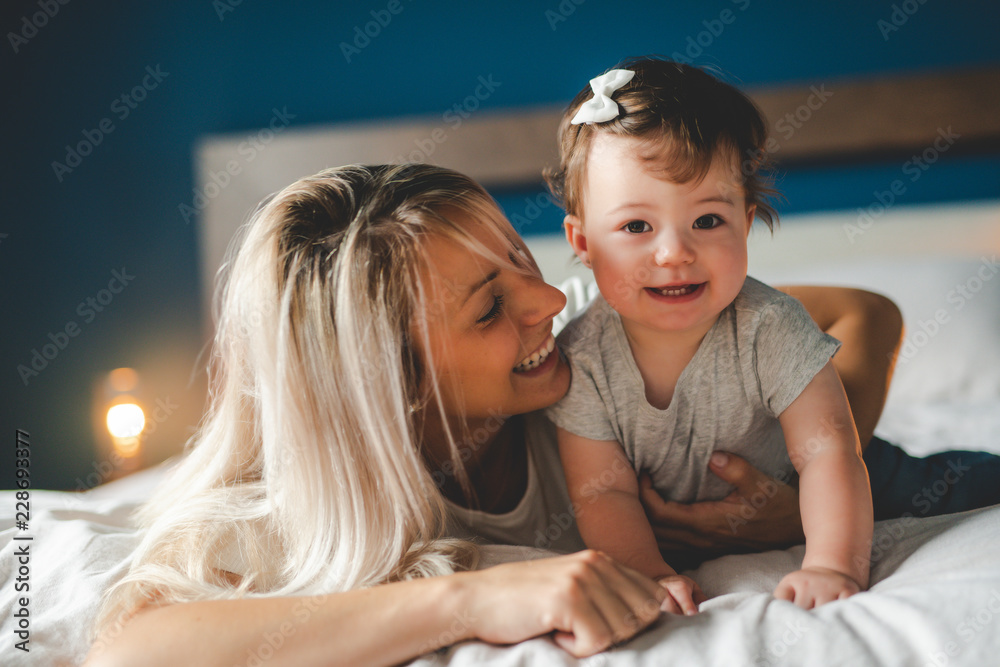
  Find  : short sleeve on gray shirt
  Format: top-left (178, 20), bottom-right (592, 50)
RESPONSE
top-left (546, 277), bottom-right (842, 502)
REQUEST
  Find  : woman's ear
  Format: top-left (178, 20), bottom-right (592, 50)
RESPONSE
top-left (564, 215), bottom-right (592, 268)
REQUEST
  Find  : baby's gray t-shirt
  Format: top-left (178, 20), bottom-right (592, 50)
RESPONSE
top-left (546, 277), bottom-right (841, 502)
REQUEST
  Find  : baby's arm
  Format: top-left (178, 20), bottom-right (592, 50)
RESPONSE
top-left (775, 361), bottom-right (874, 609)
top-left (556, 427), bottom-right (704, 615)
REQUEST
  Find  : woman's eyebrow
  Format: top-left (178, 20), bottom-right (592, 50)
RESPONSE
top-left (463, 269), bottom-right (500, 305)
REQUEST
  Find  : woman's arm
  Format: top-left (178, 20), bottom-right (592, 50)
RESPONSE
top-left (84, 552), bottom-right (666, 667)
top-left (638, 286), bottom-right (901, 554)
top-left (777, 285), bottom-right (903, 449)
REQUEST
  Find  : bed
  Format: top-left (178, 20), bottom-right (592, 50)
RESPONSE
top-left (2, 200), bottom-right (999, 666)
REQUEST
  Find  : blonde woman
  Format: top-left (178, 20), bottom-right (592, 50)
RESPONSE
top-left (86, 163), bottom-right (902, 666)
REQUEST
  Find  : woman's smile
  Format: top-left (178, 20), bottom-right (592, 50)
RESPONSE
top-left (513, 333), bottom-right (557, 373)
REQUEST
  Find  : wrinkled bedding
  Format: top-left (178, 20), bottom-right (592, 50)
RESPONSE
top-left (2, 400), bottom-right (998, 666)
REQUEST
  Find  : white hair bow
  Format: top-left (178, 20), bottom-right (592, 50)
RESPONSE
top-left (570, 69), bottom-right (635, 125)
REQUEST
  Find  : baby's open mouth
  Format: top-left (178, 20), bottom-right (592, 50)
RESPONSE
top-left (648, 283), bottom-right (703, 297)
top-left (513, 334), bottom-right (556, 372)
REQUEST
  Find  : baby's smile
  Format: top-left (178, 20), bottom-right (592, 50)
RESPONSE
top-left (645, 283), bottom-right (706, 302)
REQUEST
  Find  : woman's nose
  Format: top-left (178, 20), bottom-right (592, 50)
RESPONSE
top-left (518, 276), bottom-right (567, 327)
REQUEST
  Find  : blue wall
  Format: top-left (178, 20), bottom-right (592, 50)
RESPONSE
top-left (4, 0), bottom-right (999, 489)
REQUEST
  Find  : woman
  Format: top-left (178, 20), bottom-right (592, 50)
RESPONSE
top-left (85, 163), bottom-right (903, 666)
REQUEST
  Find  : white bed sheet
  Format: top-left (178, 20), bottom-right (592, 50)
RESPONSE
top-left (2, 411), bottom-right (999, 667)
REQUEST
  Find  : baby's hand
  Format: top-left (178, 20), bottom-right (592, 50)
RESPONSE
top-left (774, 566), bottom-right (861, 609)
top-left (655, 574), bottom-right (707, 615)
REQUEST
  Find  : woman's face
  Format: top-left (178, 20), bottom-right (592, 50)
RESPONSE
top-left (416, 216), bottom-right (571, 431)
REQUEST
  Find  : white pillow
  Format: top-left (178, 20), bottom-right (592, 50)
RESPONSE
top-left (552, 275), bottom-right (600, 337)
top-left (752, 256), bottom-right (1000, 408)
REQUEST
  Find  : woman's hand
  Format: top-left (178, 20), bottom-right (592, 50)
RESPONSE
top-left (639, 452), bottom-right (805, 554)
top-left (458, 550), bottom-right (666, 657)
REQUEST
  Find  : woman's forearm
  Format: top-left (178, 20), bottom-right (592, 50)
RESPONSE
top-left (86, 552), bottom-right (668, 666)
top-left (85, 576), bottom-right (475, 667)
top-left (777, 285), bottom-right (903, 449)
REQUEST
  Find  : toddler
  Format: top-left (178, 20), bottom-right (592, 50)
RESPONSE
top-left (545, 58), bottom-right (873, 613)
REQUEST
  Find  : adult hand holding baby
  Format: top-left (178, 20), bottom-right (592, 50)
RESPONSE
top-left (462, 550), bottom-right (666, 656)
top-left (638, 451), bottom-right (805, 555)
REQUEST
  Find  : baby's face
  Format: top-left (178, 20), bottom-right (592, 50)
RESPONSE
top-left (567, 133), bottom-right (754, 340)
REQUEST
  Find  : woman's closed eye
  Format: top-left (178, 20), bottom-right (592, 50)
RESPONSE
top-left (693, 214), bottom-right (724, 230)
top-left (477, 293), bottom-right (505, 326)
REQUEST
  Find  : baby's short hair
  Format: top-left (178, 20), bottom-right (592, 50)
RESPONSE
top-left (546, 56), bottom-right (778, 229)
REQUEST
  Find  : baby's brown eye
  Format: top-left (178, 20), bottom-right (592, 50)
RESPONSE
top-left (694, 215), bottom-right (722, 230)
top-left (625, 220), bottom-right (650, 233)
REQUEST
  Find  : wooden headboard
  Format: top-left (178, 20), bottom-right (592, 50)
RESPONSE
top-left (195, 66), bottom-right (1000, 325)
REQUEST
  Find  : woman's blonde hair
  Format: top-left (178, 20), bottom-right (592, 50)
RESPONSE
top-left (94, 163), bottom-right (534, 642)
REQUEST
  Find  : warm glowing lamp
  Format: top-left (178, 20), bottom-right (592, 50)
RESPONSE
top-left (104, 368), bottom-right (146, 459)
top-left (107, 402), bottom-right (146, 438)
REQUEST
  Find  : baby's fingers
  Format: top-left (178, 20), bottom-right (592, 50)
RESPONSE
top-left (658, 578), bottom-right (702, 616)
top-left (673, 589), bottom-right (700, 616)
top-left (659, 595), bottom-right (682, 615)
top-left (773, 578), bottom-right (796, 604)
